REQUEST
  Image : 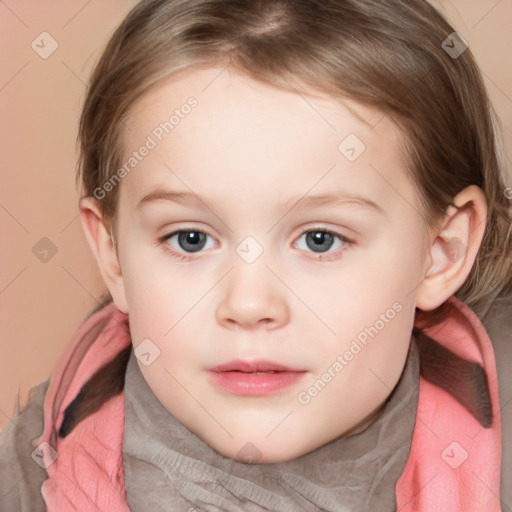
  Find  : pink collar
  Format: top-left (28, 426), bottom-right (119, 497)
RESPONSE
top-left (396, 296), bottom-right (502, 510)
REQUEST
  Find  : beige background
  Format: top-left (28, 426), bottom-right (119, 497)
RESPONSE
top-left (1, 0), bottom-right (511, 431)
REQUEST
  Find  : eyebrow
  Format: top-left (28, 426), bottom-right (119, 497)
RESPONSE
top-left (137, 188), bottom-right (383, 214)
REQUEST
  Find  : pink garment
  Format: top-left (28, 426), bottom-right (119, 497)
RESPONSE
top-left (34, 296), bottom-right (502, 511)
top-left (396, 297), bottom-right (502, 511)
top-left (34, 303), bottom-right (131, 511)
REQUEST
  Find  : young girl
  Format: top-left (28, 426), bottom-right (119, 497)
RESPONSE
top-left (1, 0), bottom-right (511, 510)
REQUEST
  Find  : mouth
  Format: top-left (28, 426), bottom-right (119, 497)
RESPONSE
top-left (208, 359), bottom-right (307, 396)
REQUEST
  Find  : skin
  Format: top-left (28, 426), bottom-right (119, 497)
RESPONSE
top-left (80, 64), bottom-right (487, 463)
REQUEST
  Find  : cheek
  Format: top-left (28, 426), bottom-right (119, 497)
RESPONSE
top-left (120, 241), bottom-right (185, 306)
top-left (310, 240), bottom-right (418, 391)
top-left (316, 248), bottom-right (419, 334)
top-left (361, 225), bottom-right (427, 294)
top-left (296, 316), bottom-right (412, 440)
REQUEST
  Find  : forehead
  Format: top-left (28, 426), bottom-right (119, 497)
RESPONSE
top-left (119, 65), bottom-right (419, 222)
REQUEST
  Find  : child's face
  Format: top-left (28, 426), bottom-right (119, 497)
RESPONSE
top-left (113, 65), bottom-right (432, 462)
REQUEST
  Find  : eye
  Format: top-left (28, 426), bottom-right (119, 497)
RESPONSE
top-left (158, 226), bottom-right (353, 262)
top-left (159, 229), bottom-right (216, 259)
top-left (295, 227), bottom-right (352, 260)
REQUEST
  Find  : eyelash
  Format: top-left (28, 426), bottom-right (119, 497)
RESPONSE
top-left (157, 226), bottom-right (353, 262)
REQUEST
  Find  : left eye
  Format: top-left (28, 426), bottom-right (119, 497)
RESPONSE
top-left (295, 228), bottom-right (349, 254)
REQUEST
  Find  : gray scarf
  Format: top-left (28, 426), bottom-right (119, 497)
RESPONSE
top-left (122, 339), bottom-right (419, 511)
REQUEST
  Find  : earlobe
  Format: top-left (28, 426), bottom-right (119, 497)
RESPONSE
top-left (79, 197), bottom-right (129, 314)
top-left (416, 185), bottom-right (487, 311)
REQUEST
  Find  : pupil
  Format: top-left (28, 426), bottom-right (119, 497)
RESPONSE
top-left (179, 231), bottom-right (206, 252)
top-left (307, 231), bottom-right (333, 253)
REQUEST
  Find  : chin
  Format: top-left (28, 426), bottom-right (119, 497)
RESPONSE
top-left (205, 435), bottom-right (315, 464)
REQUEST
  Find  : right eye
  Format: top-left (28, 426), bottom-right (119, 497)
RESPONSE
top-left (159, 229), bottom-right (217, 259)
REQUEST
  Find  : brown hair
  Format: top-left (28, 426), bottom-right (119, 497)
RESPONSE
top-left (77, 0), bottom-right (512, 327)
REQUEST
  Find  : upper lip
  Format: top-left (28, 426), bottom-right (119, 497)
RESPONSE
top-left (209, 359), bottom-right (305, 373)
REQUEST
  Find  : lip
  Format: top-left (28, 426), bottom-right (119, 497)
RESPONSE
top-left (209, 359), bottom-right (303, 373)
top-left (208, 359), bottom-right (307, 396)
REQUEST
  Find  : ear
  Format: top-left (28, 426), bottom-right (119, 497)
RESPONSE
top-left (416, 185), bottom-right (487, 311)
top-left (79, 196), bottom-right (129, 314)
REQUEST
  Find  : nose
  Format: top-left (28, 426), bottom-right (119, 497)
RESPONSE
top-left (215, 261), bottom-right (289, 331)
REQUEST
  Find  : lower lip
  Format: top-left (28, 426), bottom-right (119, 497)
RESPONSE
top-left (208, 370), bottom-right (306, 396)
